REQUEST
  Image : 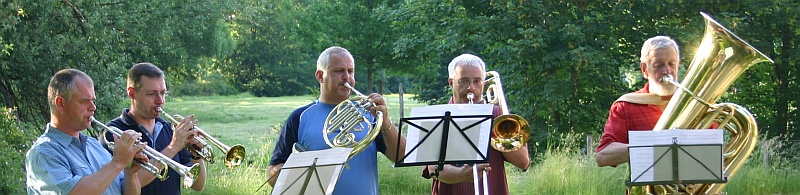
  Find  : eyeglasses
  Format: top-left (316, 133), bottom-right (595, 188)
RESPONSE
top-left (456, 79), bottom-right (484, 87)
top-left (144, 91), bottom-right (170, 98)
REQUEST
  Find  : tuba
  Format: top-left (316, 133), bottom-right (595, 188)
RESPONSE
top-left (484, 71), bottom-right (530, 152)
top-left (91, 117), bottom-right (201, 188)
top-left (323, 82), bottom-right (383, 160)
top-left (158, 108), bottom-right (246, 169)
top-left (635, 12), bottom-right (773, 195)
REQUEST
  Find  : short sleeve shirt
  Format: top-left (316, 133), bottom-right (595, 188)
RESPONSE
top-left (26, 125), bottom-right (124, 195)
top-left (270, 100), bottom-right (387, 195)
top-left (597, 84), bottom-right (664, 152)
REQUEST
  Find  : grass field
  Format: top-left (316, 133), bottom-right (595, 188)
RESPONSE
top-left (167, 93), bottom-right (800, 195)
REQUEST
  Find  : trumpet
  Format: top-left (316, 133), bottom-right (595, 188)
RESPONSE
top-left (157, 108), bottom-right (246, 169)
top-left (91, 116), bottom-right (200, 188)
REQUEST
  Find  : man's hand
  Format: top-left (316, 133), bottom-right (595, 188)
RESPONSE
top-left (462, 163), bottom-right (491, 183)
top-left (126, 151), bottom-right (150, 175)
top-left (111, 130), bottom-right (145, 168)
top-left (366, 93), bottom-right (392, 129)
top-left (169, 114), bottom-right (200, 150)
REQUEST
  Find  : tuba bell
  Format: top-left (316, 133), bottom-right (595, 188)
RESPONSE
top-left (484, 71), bottom-right (530, 152)
top-left (322, 82), bottom-right (383, 160)
top-left (634, 12), bottom-right (773, 195)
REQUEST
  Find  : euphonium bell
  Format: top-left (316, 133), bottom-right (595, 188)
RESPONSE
top-left (323, 82), bottom-right (383, 160)
top-left (484, 71), bottom-right (530, 152)
top-left (634, 12), bottom-right (773, 195)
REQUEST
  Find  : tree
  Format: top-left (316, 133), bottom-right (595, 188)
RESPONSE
top-left (0, 0), bottom-right (237, 127)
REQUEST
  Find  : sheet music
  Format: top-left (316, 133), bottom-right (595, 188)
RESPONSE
top-left (273, 148), bottom-right (352, 195)
top-left (403, 104), bottom-right (493, 164)
top-left (628, 129), bottom-right (723, 183)
top-left (629, 129), bottom-right (723, 146)
top-left (282, 148), bottom-right (352, 168)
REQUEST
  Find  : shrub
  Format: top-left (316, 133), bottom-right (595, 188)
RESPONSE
top-left (0, 108), bottom-right (36, 194)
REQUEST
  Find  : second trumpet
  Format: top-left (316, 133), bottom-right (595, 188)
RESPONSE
top-left (157, 107), bottom-right (246, 169)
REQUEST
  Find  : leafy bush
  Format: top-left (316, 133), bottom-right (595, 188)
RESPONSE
top-left (170, 73), bottom-right (240, 96)
top-left (0, 108), bottom-right (36, 194)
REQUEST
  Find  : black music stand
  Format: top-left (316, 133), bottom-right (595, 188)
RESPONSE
top-left (271, 148), bottom-right (352, 195)
top-left (394, 104), bottom-right (494, 173)
top-left (626, 130), bottom-right (726, 187)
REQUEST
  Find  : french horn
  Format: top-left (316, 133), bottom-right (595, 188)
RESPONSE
top-left (323, 82), bottom-right (383, 160)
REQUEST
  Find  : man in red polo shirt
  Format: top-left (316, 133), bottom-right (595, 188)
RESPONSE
top-left (596, 36), bottom-right (681, 167)
top-left (421, 54), bottom-right (530, 195)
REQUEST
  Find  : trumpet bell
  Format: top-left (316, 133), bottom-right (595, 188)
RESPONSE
top-left (225, 144), bottom-right (246, 169)
top-left (158, 107), bottom-right (247, 169)
top-left (492, 114), bottom-right (530, 152)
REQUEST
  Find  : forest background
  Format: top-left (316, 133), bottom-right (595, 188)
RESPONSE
top-left (1, 0), bottom-right (798, 193)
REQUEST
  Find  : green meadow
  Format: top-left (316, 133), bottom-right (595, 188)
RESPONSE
top-left (170, 94), bottom-right (799, 195)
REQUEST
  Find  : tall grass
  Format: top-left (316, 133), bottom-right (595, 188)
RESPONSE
top-left (166, 94), bottom-right (799, 195)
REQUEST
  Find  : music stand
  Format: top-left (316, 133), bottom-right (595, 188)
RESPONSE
top-left (626, 129), bottom-right (726, 186)
top-left (394, 104), bottom-right (494, 171)
top-left (271, 147), bottom-right (353, 195)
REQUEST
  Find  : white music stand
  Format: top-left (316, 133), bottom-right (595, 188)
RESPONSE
top-left (627, 129), bottom-right (726, 186)
top-left (271, 147), bottom-right (352, 195)
top-left (394, 104), bottom-right (493, 170)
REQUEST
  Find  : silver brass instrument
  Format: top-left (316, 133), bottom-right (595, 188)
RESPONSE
top-left (465, 71), bottom-right (531, 194)
top-left (484, 71), bottom-right (531, 152)
top-left (323, 82), bottom-right (383, 160)
top-left (91, 116), bottom-right (200, 188)
top-left (466, 93), bottom-right (489, 195)
top-left (632, 12), bottom-right (772, 195)
top-left (158, 108), bottom-right (246, 169)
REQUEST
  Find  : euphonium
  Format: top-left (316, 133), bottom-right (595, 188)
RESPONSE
top-left (484, 71), bottom-right (530, 152)
top-left (158, 108), bottom-right (246, 169)
top-left (636, 12), bottom-right (773, 195)
top-left (91, 117), bottom-right (200, 188)
top-left (323, 82), bottom-right (383, 160)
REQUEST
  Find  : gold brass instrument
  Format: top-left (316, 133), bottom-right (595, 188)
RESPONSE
top-left (633, 12), bottom-right (773, 195)
top-left (484, 71), bottom-right (530, 152)
top-left (158, 108), bottom-right (246, 169)
top-left (323, 82), bottom-right (383, 160)
top-left (91, 116), bottom-right (200, 188)
top-left (465, 71), bottom-right (530, 194)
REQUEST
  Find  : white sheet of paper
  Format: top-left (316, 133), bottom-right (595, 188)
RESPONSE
top-left (628, 129), bottom-right (723, 182)
top-left (272, 148), bottom-right (352, 195)
top-left (403, 104), bottom-right (493, 164)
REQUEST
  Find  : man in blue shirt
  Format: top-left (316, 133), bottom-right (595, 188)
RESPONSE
top-left (267, 46), bottom-right (407, 195)
top-left (105, 63), bottom-right (207, 194)
top-left (26, 69), bottom-right (146, 195)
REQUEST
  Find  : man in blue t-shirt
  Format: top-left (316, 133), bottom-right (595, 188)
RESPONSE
top-left (268, 46), bottom-right (407, 195)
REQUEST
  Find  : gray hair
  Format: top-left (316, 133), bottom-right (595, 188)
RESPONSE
top-left (48, 69), bottom-right (92, 113)
top-left (317, 46), bottom-right (354, 71)
top-left (640, 36), bottom-right (680, 64)
top-left (127, 63), bottom-right (165, 91)
top-left (447, 54), bottom-right (486, 78)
